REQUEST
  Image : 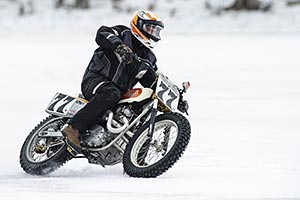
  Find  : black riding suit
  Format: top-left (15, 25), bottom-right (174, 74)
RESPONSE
top-left (69, 25), bottom-right (158, 134)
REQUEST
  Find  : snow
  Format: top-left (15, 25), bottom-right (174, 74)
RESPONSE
top-left (1, 0), bottom-right (300, 34)
top-left (1, 1), bottom-right (300, 199)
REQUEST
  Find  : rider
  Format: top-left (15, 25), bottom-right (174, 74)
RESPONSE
top-left (62, 10), bottom-right (165, 153)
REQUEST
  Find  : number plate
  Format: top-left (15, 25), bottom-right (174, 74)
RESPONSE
top-left (46, 93), bottom-right (87, 117)
top-left (155, 74), bottom-right (179, 111)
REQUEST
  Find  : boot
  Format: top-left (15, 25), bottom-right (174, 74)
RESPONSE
top-left (62, 125), bottom-right (82, 154)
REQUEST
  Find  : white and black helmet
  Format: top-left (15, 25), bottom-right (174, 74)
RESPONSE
top-left (130, 10), bottom-right (164, 48)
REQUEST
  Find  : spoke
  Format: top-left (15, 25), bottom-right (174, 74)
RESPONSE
top-left (39, 153), bottom-right (48, 162)
top-left (145, 147), bottom-right (163, 164)
top-left (32, 152), bottom-right (38, 161)
top-left (33, 152), bottom-right (47, 162)
top-left (146, 150), bottom-right (157, 161)
top-left (146, 151), bottom-right (161, 164)
top-left (131, 120), bottom-right (179, 168)
top-left (47, 141), bottom-right (64, 148)
top-left (137, 138), bottom-right (166, 166)
top-left (137, 147), bottom-right (149, 164)
top-left (155, 133), bottom-right (164, 142)
top-left (25, 117), bottom-right (67, 163)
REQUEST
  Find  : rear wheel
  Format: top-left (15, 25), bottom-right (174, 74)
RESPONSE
top-left (20, 116), bottom-right (73, 175)
top-left (123, 112), bottom-right (191, 178)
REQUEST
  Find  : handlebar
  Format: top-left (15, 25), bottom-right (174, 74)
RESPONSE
top-left (135, 54), bottom-right (189, 115)
top-left (135, 54), bottom-right (190, 95)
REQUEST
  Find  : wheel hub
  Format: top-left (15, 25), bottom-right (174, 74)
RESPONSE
top-left (151, 140), bottom-right (164, 152)
top-left (34, 140), bottom-right (47, 154)
top-left (34, 144), bottom-right (47, 154)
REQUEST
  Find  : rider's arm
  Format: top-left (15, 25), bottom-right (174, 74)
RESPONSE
top-left (139, 51), bottom-right (158, 89)
top-left (139, 68), bottom-right (157, 90)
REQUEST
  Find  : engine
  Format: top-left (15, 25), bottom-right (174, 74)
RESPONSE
top-left (81, 105), bottom-right (137, 166)
top-left (81, 105), bottom-right (134, 149)
top-left (80, 124), bottom-right (110, 148)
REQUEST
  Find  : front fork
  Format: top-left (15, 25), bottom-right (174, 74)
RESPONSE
top-left (137, 99), bottom-right (158, 165)
top-left (147, 99), bottom-right (158, 138)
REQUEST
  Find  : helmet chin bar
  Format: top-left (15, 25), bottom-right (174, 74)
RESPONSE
top-left (132, 32), bottom-right (158, 49)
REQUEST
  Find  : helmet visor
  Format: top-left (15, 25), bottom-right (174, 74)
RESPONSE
top-left (142, 24), bottom-right (163, 40)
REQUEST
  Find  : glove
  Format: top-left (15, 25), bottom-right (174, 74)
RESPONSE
top-left (115, 44), bottom-right (134, 64)
top-left (178, 99), bottom-right (189, 114)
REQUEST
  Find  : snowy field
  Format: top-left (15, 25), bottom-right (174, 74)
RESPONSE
top-left (1, 1), bottom-right (300, 197)
top-left (0, 30), bottom-right (300, 199)
top-left (1, 0), bottom-right (300, 34)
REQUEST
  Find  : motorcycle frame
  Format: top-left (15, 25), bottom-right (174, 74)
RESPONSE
top-left (86, 99), bottom-right (156, 152)
top-left (39, 99), bottom-right (156, 155)
top-left (41, 94), bottom-right (159, 155)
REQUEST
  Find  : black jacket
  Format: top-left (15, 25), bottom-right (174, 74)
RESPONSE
top-left (82, 25), bottom-right (158, 94)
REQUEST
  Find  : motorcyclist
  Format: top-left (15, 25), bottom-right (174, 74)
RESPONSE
top-left (62, 10), bottom-right (165, 154)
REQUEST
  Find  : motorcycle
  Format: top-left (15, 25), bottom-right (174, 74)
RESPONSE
top-left (19, 56), bottom-right (191, 178)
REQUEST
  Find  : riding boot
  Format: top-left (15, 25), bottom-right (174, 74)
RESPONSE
top-left (62, 125), bottom-right (82, 154)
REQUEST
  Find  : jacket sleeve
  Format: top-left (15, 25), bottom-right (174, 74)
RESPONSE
top-left (139, 67), bottom-right (157, 89)
top-left (95, 25), bottom-right (123, 50)
top-left (139, 51), bottom-right (158, 89)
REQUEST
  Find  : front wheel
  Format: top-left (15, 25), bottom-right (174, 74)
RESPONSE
top-left (123, 112), bottom-right (191, 178)
top-left (20, 116), bottom-right (73, 175)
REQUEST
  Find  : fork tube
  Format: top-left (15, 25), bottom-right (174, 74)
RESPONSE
top-left (147, 99), bottom-right (158, 138)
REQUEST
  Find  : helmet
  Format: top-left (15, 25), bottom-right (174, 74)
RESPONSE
top-left (130, 10), bottom-right (164, 49)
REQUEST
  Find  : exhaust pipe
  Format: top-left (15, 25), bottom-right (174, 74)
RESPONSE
top-left (106, 112), bottom-right (129, 134)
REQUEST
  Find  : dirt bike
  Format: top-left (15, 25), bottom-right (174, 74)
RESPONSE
top-left (19, 56), bottom-right (191, 178)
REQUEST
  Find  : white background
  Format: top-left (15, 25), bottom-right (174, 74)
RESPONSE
top-left (0, 1), bottom-right (299, 199)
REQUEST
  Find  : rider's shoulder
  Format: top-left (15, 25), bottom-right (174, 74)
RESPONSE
top-left (111, 25), bottom-right (131, 35)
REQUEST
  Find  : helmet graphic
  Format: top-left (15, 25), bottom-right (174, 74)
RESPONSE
top-left (130, 10), bottom-right (164, 48)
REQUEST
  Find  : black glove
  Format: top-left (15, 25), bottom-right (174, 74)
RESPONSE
top-left (115, 44), bottom-right (134, 64)
top-left (178, 99), bottom-right (189, 115)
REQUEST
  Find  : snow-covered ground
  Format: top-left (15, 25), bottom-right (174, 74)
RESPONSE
top-left (0, 32), bottom-right (300, 199)
top-left (0, 1), bottom-right (300, 199)
top-left (1, 0), bottom-right (300, 34)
